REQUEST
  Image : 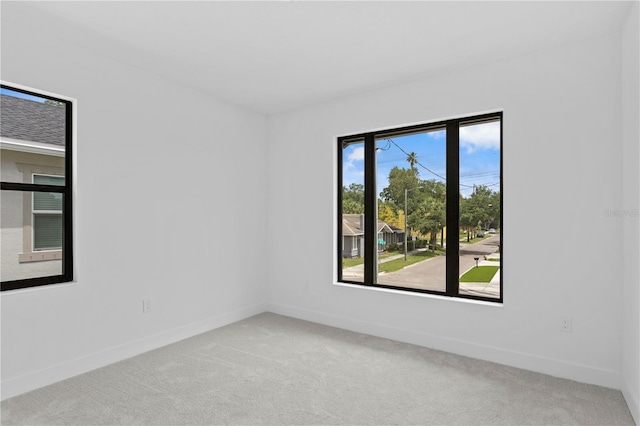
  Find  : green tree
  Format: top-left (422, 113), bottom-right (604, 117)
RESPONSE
top-left (406, 152), bottom-right (418, 169)
top-left (343, 199), bottom-right (364, 214)
top-left (459, 185), bottom-right (500, 239)
top-left (342, 183), bottom-right (364, 214)
top-left (489, 191), bottom-right (501, 229)
top-left (460, 197), bottom-right (482, 241)
top-left (411, 198), bottom-right (446, 252)
top-left (408, 179), bottom-right (446, 250)
top-left (470, 185), bottom-right (496, 230)
top-left (379, 166), bottom-right (421, 212)
top-left (381, 167), bottom-right (448, 250)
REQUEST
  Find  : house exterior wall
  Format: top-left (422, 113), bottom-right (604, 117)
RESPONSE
top-left (1, 149), bottom-right (65, 281)
top-left (381, 231), bottom-right (402, 246)
top-left (341, 235), bottom-right (360, 258)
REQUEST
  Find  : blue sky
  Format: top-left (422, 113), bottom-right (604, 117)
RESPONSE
top-left (0, 87), bottom-right (46, 103)
top-left (343, 121), bottom-right (501, 198)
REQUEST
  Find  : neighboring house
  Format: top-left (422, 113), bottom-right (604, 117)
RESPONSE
top-left (342, 214), bottom-right (404, 258)
top-left (1, 93), bottom-right (66, 281)
top-left (387, 224), bottom-right (405, 246)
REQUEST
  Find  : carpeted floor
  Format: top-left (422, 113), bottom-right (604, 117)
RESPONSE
top-left (1, 312), bottom-right (635, 425)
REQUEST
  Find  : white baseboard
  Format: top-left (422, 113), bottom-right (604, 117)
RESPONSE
top-left (3, 301), bottom-right (625, 407)
top-left (267, 302), bottom-right (622, 390)
top-left (622, 383), bottom-right (639, 425)
top-left (1, 302), bottom-right (267, 401)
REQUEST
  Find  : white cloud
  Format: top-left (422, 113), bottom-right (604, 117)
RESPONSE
top-left (342, 146), bottom-right (365, 186)
top-left (347, 146), bottom-right (365, 162)
top-left (460, 122), bottom-right (500, 153)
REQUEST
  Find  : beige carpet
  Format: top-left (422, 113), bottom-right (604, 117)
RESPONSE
top-left (1, 313), bottom-right (634, 425)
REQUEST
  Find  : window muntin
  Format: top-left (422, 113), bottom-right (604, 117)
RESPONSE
top-left (1, 83), bottom-right (73, 291)
top-left (337, 113), bottom-right (502, 303)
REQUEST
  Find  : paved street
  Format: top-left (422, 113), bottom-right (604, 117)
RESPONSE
top-left (343, 235), bottom-right (501, 299)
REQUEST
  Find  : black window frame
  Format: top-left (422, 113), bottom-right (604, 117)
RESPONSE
top-left (1, 83), bottom-right (74, 291)
top-left (337, 112), bottom-right (503, 303)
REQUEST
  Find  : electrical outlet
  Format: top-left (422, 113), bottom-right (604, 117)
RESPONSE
top-left (143, 299), bottom-right (151, 313)
top-left (560, 317), bottom-right (572, 332)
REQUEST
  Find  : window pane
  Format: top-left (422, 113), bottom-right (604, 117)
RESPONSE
top-left (1, 190), bottom-right (63, 282)
top-left (34, 214), bottom-right (63, 250)
top-left (33, 175), bottom-right (65, 186)
top-left (458, 120), bottom-right (501, 299)
top-left (33, 191), bottom-right (63, 211)
top-left (375, 128), bottom-right (446, 292)
top-left (0, 88), bottom-right (66, 184)
top-left (341, 139), bottom-right (365, 283)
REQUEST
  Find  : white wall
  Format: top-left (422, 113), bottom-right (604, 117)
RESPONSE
top-left (267, 33), bottom-right (626, 389)
top-left (621, 2), bottom-right (640, 423)
top-left (1, 7), bottom-right (268, 398)
top-left (1, 2), bottom-right (636, 413)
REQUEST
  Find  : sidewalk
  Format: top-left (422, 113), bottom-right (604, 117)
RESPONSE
top-left (341, 248), bottom-right (431, 280)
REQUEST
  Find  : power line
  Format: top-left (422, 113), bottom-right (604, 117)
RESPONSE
top-left (387, 138), bottom-right (476, 189)
top-left (376, 139), bottom-right (391, 151)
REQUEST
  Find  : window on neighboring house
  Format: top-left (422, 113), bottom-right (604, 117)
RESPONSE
top-left (337, 112), bottom-right (502, 303)
top-left (1, 83), bottom-right (74, 291)
top-left (32, 174), bottom-right (65, 251)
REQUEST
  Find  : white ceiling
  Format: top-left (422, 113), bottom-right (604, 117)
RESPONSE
top-left (3, 1), bottom-right (635, 115)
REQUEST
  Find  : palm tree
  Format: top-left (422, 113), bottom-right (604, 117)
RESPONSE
top-left (406, 152), bottom-right (418, 169)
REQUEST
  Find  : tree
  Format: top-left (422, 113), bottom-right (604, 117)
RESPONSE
top-left (460, 197), bottom-right (482, 241)
top-left (408, 179), bottom-right (446, 251)
top-left (410, 198), bottom-right (446, 252)
top-left (489, 190), bottom-right (501, 229)
top-left (470, 185), bottom-right (496, 230)
top-left (343, 199), bottom-right (364, 214)
top-left (396, 209), bottom-right (406, 231)
top-left (379, 166), bottom-right (421, 211)
top-left (378, 200), bottom-right (399, 228)
top-left (459, 185), bottom-right (500, 239)
top-left (380, 167), bottom-right (448, 251)
top-left (342, 183), bottom-right (364, 214)
top-left (406, 152), bottom-right (418, 169)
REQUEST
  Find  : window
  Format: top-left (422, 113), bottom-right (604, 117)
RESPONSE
top-left (33, 175), bottom-right (65, 251)
top-left (337, 112), bottom-right (502, 303)
top-left (1, 83), bottom-right (74, 290)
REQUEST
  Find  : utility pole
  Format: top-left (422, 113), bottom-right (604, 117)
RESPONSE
top-left (404, 188), bottom-right (408, 261)
top-left (404, 186), bottom-right (423, 261)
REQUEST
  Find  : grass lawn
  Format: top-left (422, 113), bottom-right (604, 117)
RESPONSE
top-left (459, 265), bottom-right (499, 282)
top-left (342, 257), bottom-right (363, 268)
top-left (342, 252), bottom-right (396, 268)
top-left (378, 249), bottom-right (444, 274)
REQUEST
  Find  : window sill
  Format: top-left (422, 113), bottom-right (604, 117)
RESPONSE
top-left (19, 250), bottom-right (62, 263)
top-left (333, 281), bottom-right (503, 307)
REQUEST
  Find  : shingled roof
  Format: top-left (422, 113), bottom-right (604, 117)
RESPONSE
top-left (342, 214), bottom-right (395, 237)
top-left (0, 94), bottom-right (66, 147)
